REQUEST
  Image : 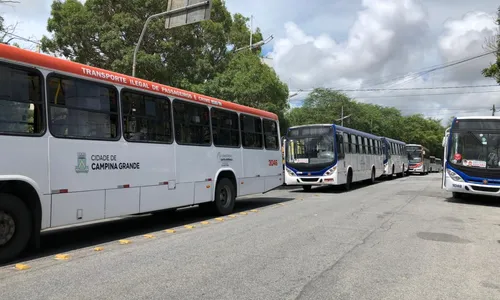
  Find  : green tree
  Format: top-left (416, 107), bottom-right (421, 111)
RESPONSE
top-left (40, 0), bottom-right (288, 124)
top-left (193, 50), bottom-right (289, 131)
top-left (482, 6), bottom-right (500, 83)
top-left (41, 0), bottom-right (262, 87)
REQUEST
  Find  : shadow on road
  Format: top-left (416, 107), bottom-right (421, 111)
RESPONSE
top-left (4, 196), bottom-right (293, 267)
top-left (446, 194), bottom-right (500, 208)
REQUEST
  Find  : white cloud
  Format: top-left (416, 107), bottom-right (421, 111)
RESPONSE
top-left (271, 0), bottom-right (430, 90)
top-left (266, 0), bottom-right (500, 124)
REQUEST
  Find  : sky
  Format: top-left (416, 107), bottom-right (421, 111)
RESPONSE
top-left (1, 0), bottom-right (500, 124)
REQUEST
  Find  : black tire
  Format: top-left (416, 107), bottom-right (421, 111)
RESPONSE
top-left (302, 185), bottom-right (312, 192)
top-left (345, 170), bottom-right (353, 191)
top-left (370, 168), bottom-right (376, 184)
top-left (0, 193), bottom-right (32, 263)
top-left (212, 178), bottom-right (236, 215)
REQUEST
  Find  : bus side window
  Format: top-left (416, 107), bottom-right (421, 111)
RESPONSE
top-left (121, 89), bottom-right (172, 143)
top-left (263, 119), bottom-right (279, 150)
top-left (352, 134), bottom-right (358, 153)
top-left (343, 133), bottom-right (350, 153)
top-left (240, 114), bottom-right (263, 149)
top-left (363, 137), bottom-right (368, 154)
top-left (336, 133), bottom-right (344, 159)
top-left (173, 99), bottom-right (211, 146)
top-left (211, 107), bottom-right (239, 148)
top-left (47, 74), bottom-right (119, 140)
top-left (369, 139), bottom-right (374, 154)
top-left (0, 63), bottom-right (45, 136)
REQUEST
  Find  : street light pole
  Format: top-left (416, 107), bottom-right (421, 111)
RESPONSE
top-left (132, 1), bottom-right (210, 77)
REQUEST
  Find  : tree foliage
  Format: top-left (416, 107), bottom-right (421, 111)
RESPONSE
top-left (286, 88), bottom-right (446, 158)
top-left (482, 6), bottom-right (500, 83)
top-left (41, 0), bottom-right (288, 120)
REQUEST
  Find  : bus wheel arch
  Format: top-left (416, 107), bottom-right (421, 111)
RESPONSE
top-left (0, 180), bottom-right (41, 262)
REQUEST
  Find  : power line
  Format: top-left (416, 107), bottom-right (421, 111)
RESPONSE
top-left (0, 30), bottom-right (41, 45)
top-left (291, 84), bottom-right (499, 93)
top-left (352, 89), bottom-right (500, 99)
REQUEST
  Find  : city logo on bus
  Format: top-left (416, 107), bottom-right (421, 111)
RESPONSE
top-left (483, 179), bottom-right (488, 184)
top-left (75, 152), bottom-right (89, 173)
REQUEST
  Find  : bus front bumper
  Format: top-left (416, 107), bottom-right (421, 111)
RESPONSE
top-left (444, 174), bottom-right (500, 196)
top-left (284, 169), bottom-right (338, 186)
top-left (408, 165), bottom-right (423, 173)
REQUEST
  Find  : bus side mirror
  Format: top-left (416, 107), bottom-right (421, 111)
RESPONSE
top-left (442, 136), bottom-right (447, 147)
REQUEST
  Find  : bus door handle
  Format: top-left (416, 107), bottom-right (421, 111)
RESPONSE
top-left (256, 174), bottom-right (261, 177)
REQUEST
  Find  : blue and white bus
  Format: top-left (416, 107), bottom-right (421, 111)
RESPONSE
top-left (442, 116), bottom-right (500, 198)
top-left (284, 124), bottom-right (384, 191)
top-left (380, 137), bottom-right (409, 178)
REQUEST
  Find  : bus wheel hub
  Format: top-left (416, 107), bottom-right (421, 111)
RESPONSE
top-left (0, 211), bottom-right (15, 246)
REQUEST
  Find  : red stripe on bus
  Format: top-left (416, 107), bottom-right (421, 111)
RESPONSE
top-left (0, 44), bottom-right (278, 120)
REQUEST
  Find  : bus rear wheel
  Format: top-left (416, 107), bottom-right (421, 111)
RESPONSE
top-left (370, 168), bottom-right (376, 184)
top-left (213, 178), bottom-right (236, 216)
top-left (0, 193), bottom-right (32, 263)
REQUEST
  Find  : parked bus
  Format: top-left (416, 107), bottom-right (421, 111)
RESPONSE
top-left (380, 137), bottom-right (409, 178)
top-left (0, 44), bottom-right (283, 261)
top-left (429, 156), bottom-right (437, 172)
top-left (406, 144), bottom-right (430, 174)
top-left (435, 158), bottom-right (443, 172)
top-left (442, 116), bottom-right (500, 199)
top-left (284, 124), bottom-right (384, 191)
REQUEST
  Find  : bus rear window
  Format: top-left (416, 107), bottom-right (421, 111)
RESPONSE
top-left (0, 64), bottom-right (44, 135)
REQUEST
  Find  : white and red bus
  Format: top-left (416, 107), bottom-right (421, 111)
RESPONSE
top-left (0, 44), bottom-right (283, 261)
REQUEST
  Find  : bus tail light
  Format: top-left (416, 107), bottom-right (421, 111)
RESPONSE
top-left (446, 169), bottom-right (463, 182)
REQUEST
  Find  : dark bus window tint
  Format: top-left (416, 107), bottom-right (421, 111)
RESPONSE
top-left (47, 75), bottom-right (119, 140)
top-left (211, 108), bottom-right (239, 147)
top-left (0, 64), bottom-right (44, 135)
top-left (240, 114), bottom-right (262, 148)
top-left (173, 100), bottom-right (211, 145)
top-left (263, 119), bottom-right (279, 150)
top-left (121, 90), bottom-right (172, 143)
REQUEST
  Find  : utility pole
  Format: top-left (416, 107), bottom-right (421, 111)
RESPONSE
top-left (249, 15), bottom-right (253, 48)
top-left (492, 104), bottom-right (497, 116)
top-left (336, 105), bottom-right (351, 126)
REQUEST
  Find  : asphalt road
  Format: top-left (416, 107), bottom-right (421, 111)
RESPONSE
top-left (1, 173), bottom-right (500, 300)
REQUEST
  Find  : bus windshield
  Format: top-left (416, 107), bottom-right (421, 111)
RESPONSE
top-left (449, 131), bottom-right (500, 169)
top-left (286, 126), bottom-right (335, 167)
top-left (406, 146), bottom-right (422, 163)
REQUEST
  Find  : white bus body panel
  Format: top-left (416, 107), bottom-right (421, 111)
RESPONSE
top-left (0, 63), bottom-right (283, 231)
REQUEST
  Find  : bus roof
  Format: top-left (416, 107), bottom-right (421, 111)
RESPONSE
top-left (381, 136), bottom-right (406, 145)
top-left (0, 43), bottom-right (278, 120)
top-left (288, 123), bottom-right (381, 139)
top-left (455, 116), bottom-right (500, 120)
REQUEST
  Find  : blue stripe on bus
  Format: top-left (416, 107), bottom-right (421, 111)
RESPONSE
top-left (446, 162), bottom-right (500, 186)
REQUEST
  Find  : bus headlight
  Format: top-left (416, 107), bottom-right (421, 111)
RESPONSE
top-left (285, 167), bottom-right (296, 177)
top-left (324, 166), bottom-right (337, 176)
top-left (446, 169), bottom-right (463, 182)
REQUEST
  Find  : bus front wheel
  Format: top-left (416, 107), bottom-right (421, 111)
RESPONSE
top-left (345, 170), bottom-right (353, 191)
top-left (0, 193), bottom-right (32, 263)
top-left (302, 185), bottom-right (312, 192)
